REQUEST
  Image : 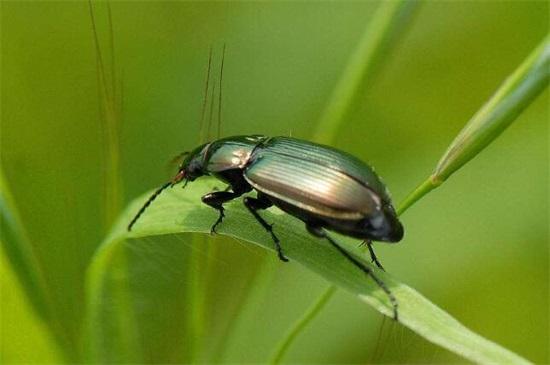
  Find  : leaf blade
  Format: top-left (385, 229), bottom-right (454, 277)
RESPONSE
top-left (0, 247), bottom-right (64, 364)
top-left (87, 180), bottom-right (532, 364)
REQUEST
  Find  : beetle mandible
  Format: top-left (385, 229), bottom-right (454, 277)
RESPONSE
top-left (128, 135), bottom-right (404, 320)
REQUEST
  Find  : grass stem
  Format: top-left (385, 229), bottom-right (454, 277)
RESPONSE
top-left (269, 286), bottom-right (337, 365)
top-left (313, 1), bottom-right (418, 144)
top-left (398, 35), bottom-right (549, 215)
top-left (396, 177), bottom-right (439, 216)
top-left (88, 0), bottom-right (123, 229)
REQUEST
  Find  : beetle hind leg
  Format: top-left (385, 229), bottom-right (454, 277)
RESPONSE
top-left (307, 225), bottom-right (398, 321)
top-left (243, 194), bottom-right (289, 262)
top-left (363, 240), bottom-right (385, 271)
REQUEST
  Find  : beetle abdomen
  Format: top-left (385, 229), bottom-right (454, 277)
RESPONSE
top-left (261, 137), bottom-right (391, 202)
top-left (244, 149), bottom-right (381, 220)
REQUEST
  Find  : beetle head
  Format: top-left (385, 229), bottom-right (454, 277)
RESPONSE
top-left (173, 143), bottom-right (210, 184)
top-left (367, 204), bottom-right (404, 243)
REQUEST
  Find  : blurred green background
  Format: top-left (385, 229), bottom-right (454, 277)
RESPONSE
top-left (1, 1), bottom-right (548, 363)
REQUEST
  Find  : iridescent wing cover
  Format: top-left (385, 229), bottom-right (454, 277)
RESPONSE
top-left (243, 137), bottom-right (389, 219)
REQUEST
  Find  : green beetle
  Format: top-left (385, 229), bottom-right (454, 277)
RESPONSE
top-left (129, 135), bottom-right (403, 319)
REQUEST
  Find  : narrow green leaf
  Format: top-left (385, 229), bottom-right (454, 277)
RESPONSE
top-left (87, 180), bottom-right (531, 364)
top-left (0, 171), bottom-right (50, 321)
top-left (84, 242), bottom-right (143, 363)
top-left (0, 171), bottom-right (71, 361)
top-left (313, 0), bottom-right (418, 144)
top-left (0, 247), bottom-right (63, 364)
top-left (399, 35), bottom-right (549, 215)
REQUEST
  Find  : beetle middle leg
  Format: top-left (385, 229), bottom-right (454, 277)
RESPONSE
top-left (243, 193), bottom-right (289, 262)
top-left (306, 224), bottom-right (398, 321)
top-left (201, 190), bottom-right (243, 233)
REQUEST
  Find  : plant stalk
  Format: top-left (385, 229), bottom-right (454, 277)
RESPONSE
top-left (269, 286), bottom-right (337, 365)
top-left (398, 35), bottom-right (549, 216)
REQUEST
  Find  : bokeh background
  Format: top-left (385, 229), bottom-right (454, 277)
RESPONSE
top-left (1, 1), bottom-right (548, 363)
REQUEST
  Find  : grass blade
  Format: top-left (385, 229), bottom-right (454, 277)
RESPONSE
top-left (1, 247), bottom-right (64, 364)
top-left (0, 172), bottom-right (50, 321)
top-left (398, 35), bottom-right (550, 215)
top-left (86, 180), bottom-right (532, 364)
top-left (313, 0), bottom-right (418, 144)
top-left (0, 171), bottom-right (73, 361)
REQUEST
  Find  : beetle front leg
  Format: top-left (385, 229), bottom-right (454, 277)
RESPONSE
top-left (201, 190), bottom-right (243, 234)
top-left (243, 194), bottom-right (289, 262)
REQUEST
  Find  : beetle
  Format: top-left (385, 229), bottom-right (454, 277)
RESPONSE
top-left (128, 135), bottom-right (404, 319)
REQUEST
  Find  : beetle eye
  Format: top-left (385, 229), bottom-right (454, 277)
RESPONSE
top-left (171, 170), bottom-right (186, 184)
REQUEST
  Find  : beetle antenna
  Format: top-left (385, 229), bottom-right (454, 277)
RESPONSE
top-left (217, 43), bottom-right (226, 139)
top-left (199, 47), bottom-right (213, 144)
top-left (127, 182), bottom-right (172, 231)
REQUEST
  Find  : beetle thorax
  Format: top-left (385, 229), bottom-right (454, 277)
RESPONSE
top-left (205, 136), bottom-right (266, 173)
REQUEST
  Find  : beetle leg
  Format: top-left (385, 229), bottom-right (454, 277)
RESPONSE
top-left (365, 241), bottom-right (385, 271)
top-left (243, 195), bottom-right (289, 262)
top-left (201, 190), bottom-right (243, 234)
top-left (358, 241), bottom-right (385, 270)
top-left (306, 224), bottom-right (398, 321)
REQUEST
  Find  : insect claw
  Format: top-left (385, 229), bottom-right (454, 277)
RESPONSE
top-left (278, 252), bottom-right (289, 262)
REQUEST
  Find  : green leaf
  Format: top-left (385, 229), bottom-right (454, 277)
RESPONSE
top-left (86, 179), bottom-right (531, 364)
top-left (0, 171), bottom-right (63, 364)
top-left (1, 242), bottom-right (63, 364)
top-left (0, 171), bottom-right (71, 361)
top-left (0, 171), bottom-right (51, 322)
